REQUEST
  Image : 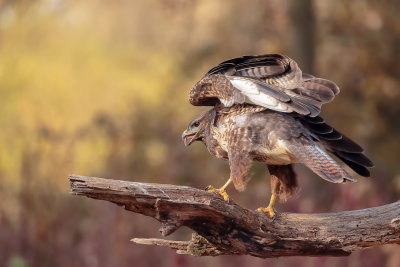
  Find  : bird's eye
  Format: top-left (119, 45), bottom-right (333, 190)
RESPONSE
top-left (193, 121), bottom-right (200, 128)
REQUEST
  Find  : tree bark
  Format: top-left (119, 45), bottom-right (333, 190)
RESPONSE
top-left (69, 174), bottom-right (400, 258)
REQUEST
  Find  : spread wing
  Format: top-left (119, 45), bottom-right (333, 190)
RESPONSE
top-left (189, 54), bottom-right (339, 117)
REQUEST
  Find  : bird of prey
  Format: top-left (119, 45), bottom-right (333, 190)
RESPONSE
top-left (181, 54), bottom-right (373, 219)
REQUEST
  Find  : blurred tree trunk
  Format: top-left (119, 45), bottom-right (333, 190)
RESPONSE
top-left (288, 0), bottom-right (315, 73)
top-left (19, 149), bottom-right (35, 265)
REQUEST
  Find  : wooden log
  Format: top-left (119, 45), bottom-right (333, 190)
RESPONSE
top-left (69, 174), bottom-right (400, 257)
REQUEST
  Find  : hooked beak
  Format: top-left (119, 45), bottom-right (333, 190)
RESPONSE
top-left (182, 129), bottom-right (198, 146)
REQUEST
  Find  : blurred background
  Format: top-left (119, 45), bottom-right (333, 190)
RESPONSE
top-left (0, 0), bottom-right (399, 266)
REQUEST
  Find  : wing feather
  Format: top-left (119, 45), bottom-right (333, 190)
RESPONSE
top-left (189, 54), bottom-right (341, 117)
top-left (298, 116), bottom-right (374, 177)
top-left (286, 142), bottom-right (356, 183)
top-left (228, 77), bottom-right (291, 101)
top-left (334, 151), bottom-right (374, 168)
top-left (333, 152), bottom-right (371, 177)
top-left (318, 130), bottom-right (343, 140)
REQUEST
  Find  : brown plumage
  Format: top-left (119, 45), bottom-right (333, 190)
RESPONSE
top-left (182, 54), bottom-right (373, 217)
top-left (189, 54), bottom-right (339, 117)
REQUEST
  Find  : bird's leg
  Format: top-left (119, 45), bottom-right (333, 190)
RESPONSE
top-left (257, 193), bottom-right (277, 219)
top-left (206, 178), bottom-right (232, 202)
top-left (257, 165), bottom-right (298, 220)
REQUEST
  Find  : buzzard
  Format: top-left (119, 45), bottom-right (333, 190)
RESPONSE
top-left (181, 54), bottom-right (373, 218)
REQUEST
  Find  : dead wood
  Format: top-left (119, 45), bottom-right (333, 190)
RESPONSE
top-left (69, 174), bottom-right (400, 257)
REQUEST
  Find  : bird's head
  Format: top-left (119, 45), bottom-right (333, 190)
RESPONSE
top-left (182, 109), bottom-right (214, 146)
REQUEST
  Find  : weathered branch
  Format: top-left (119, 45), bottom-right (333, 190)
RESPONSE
top-left (69, 174), bottom-right (400, 258)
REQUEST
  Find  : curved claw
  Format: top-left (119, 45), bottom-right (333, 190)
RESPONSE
top-left (257, 206), bottom-right (277, 220)
top-left (271, 212), bottom-right (277, 222)
top-left (206, 185), bottom-right (230, 203)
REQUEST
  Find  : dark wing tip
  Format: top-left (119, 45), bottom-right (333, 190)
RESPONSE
top-left (334, 152), bottom-right (372, 177)
top-left (205, 54), bottom-right (289, 76)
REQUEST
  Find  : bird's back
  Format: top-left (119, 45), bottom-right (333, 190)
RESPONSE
top-left (209, 106), bottom-right (304, 165)
top-left (207, 105), bottom-right (372, 182)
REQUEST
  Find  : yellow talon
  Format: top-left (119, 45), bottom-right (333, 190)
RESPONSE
top-left (206, 185), bottom-right (230, 202)
top-left (257, 206), bottom-right (276, 219)
top-left (206, 178), bottom-right (232, 202)
top-left (257, 193), bottom-right (277, 219)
